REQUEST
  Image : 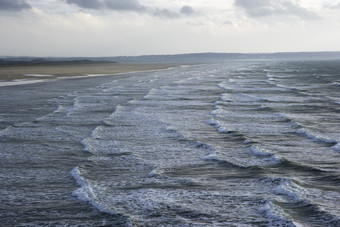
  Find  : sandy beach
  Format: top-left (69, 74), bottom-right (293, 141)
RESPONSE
top-left (0, 62), bottom-right (178, 81)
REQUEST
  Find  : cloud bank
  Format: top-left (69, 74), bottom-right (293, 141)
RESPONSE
top-left (66, 0), bottom-right (145, 11)
top-left (234, 0), bottom-right (319, 20)
top-left (65, 0), bottom-right (195, 18)
top-left (1, 0), bottom-right (339, 57)
top-left (0, 0), bottom-right (31, 11)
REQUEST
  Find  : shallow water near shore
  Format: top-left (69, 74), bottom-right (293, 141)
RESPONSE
top-left (0, 60), bottom-right (339, 226)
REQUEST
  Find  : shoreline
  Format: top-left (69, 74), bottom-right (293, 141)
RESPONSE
top-left (0, 62), bottom-right (182, 82)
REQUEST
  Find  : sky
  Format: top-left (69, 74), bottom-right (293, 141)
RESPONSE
top-left (1, 0), bottom-right (340, 57)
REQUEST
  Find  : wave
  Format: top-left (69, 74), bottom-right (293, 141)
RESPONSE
top-left (296, 128), bottom-right (339, 151)
top-left (265, 73), bottom-right (294, 91)
top-left (147, 167), bottom-right (166, 177)
top-left (103, 105), bottom-right (125, 126)
top-left (261, 177), bottom-right (340, 225)
top-left (220, 93), bottom-right (268, 103)
top-left (206, 118), bottom-right (230, 133)
top-left (161, 125), bottom-right (185, 140)
top-left (0, 125), bottom-right (15, 137)
top-left (208, 114), bottom-right (298, 135)
top-left (250, 145), bottom-right (276, 157)
top-left (70, 167), bottom-right (114, 214)
top-left (263, 177), bottom-right (308, 203)
top-left (203, 148), bottom-right (282, 168)
top-left (217, 80), bottom-right (234, 90)
top-left (143, 88), bottom-right (159, 99)
top-left (331, 143), bottom-right (340, 152)
top-left (202, 154), bottom-right (250, 169)
top-left (210, 105), bottom-right (225, 117)
top-left (278, 158), bottom-right (331, 174)
top-left (249, 145), bottom-right (282, 164)
top-left (192, 141), bottom-right (215, 152)
top-left (265, 73), bottom-right (277, 86)
top-left (258, 200), bottom-right (296, 227)
top-left (81, 137), bottom-right (119, 155)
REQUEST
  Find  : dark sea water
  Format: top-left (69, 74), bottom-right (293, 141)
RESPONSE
top-left (0, 60), bottom-right (339, 226)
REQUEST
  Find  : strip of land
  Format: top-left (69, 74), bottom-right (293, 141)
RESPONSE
top-left (0, 62), bottom-right (179, 81)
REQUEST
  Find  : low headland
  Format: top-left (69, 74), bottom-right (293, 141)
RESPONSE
top-left (0, 59), bottom-right (179, 81)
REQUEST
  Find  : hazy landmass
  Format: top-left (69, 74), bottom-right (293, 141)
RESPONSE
top-left (2, 51), bottom-right (340, 64)
top-left (104, 51), bottom-right (340, 62)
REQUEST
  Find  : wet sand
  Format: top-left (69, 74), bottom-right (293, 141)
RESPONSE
top-left (0, 62), bottom-right (179, 81)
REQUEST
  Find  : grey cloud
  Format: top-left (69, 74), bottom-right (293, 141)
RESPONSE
top-left (152, 8), bottom-right (178, 18)
top-left (0, 0), bottom-right (31, 11)
top-left (66, 0), bottom-right (145, 11)
top-left (180, 5), bottom-right (195, 15)
top-left (153, 5), bottom-right (196, 18)
top-left (104, 0), bottom-right (145, 11)
top-left (234, 0), bottom-right (319, 20)
top-left (66, 0), bottom-right (103, 9)
top-left (66, 0), bottom-right (195, 19)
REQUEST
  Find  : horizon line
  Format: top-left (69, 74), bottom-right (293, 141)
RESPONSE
top-left (1, 50), bottom-right (340, 59)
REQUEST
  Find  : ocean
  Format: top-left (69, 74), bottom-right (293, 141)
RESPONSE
top-left (0, 59), bottom-right (339, 226)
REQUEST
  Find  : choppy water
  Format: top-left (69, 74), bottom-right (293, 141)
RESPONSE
top-left (0, 60), bottom-right (339, 226)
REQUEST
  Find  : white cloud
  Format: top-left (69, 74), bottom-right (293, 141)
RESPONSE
top-left (234, 0), bottom-right (320, 20)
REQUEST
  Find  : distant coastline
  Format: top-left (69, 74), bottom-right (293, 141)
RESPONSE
top-left (1, 51), bottom-right (340, 83)
top-left (2, 51), bottom-right (340, 65)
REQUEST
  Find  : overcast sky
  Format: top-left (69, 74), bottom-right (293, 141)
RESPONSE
top-left (1, 0), bottom-right (340, 57)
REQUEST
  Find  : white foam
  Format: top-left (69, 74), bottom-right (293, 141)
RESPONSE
top-left (57, 74), bottom-right (116, 80)
top-left (24, 74), bottom-right (54, 77)
top-left (0, 79), bottom-right (48, 87)
top-left (86, 74), bottom-right (113, 77)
